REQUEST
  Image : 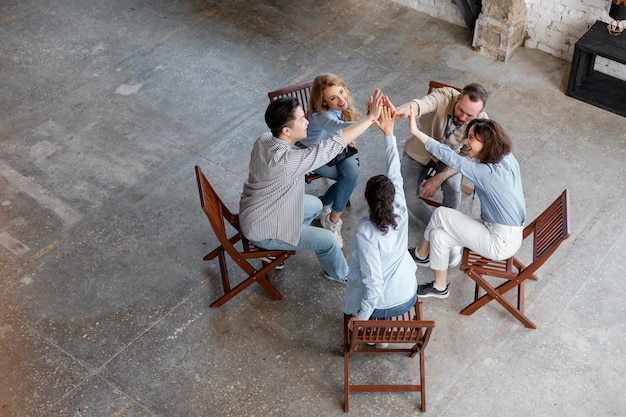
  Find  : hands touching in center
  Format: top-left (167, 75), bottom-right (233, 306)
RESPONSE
top-left (374, 97), bottom-right (396, 136)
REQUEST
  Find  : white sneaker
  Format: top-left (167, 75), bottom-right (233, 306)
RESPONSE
top-left (318, 205), bottom-right (331, 228)
top-left (449, 246), bottom-right (462, 268)
top-left (367, 342), bottom-right (389, 348)
top-left (323, 270), bottom-right (347, 284)
top-left (325, 218), bottom-right (344, 248)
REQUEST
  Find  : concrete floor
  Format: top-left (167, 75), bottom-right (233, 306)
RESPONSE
top-left (1, 0), bottom-right (625, 416)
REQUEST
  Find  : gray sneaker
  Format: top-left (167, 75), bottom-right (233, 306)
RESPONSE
top-left (408, 247), bottom-right (429, 266)
top-left (260, 256), bottom-right (285, 270)
top-left (417, 281), bottom-right (449, 299)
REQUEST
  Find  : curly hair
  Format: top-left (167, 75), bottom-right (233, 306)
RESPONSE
top-left (365, 174), bottom-right (398, 234)
top-left (465, 119), bottom-right (512, 164)
top-left (308, 73), bottom-right (360, 121)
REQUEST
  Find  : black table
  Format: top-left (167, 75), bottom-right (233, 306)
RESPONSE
top-left (566, 20), bottom-right (626, 117)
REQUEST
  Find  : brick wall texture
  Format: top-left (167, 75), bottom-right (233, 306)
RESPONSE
top-left (392, 0), bottom-right (626, 79)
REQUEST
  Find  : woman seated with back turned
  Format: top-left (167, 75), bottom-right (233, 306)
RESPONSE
top-left (343, 103), bottom-right (418, 338)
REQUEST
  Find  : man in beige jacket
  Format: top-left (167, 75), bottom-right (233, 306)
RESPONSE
top-left (395, 83), bottom-right (488, 266)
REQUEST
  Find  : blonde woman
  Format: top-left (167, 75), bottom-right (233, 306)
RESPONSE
top-left (299, 73), bottom-right (361, 248)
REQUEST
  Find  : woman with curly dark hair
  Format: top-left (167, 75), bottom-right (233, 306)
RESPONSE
top-left (343, 105), bottom-right (418, 329)
top-left (407, 116), bottom-right (526, 299)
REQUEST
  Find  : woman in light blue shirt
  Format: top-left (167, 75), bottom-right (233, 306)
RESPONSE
top-left (407, 116), bottom-right (526, 299)
top-left (343, 105), bottom-right (418, 322)
top-left (301, 74), bottom-right (361, 248)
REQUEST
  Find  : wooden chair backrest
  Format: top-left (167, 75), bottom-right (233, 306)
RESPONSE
top-left (346, 300), bottom-right (435, 353)
top-left (525, 189), bottom-right (571, 271)
top-left (348, 317), bottom-right (435, 353)
top-left (194, 165), bottom-right (253, 265)
top-left (267, 80), bottom-right (314, 114)
top-left (196, 165), bottom-right (237, 233)
top-left (428, 80), bottom-right (462, 94)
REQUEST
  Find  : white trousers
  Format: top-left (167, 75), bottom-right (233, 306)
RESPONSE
top-left (424, 207), bottom-right (523, 270)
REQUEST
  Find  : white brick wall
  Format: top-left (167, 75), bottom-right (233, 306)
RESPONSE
top-left (392, 0), bottom-right (465, 26)
top-left (392, 0), bottom-right (626, 80)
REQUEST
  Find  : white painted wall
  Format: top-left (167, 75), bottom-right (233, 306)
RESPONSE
top-left (391, 0), bottom-right (626, 79)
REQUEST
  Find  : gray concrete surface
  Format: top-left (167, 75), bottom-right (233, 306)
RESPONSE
top-left (1, 0), bottom-right (624, 416)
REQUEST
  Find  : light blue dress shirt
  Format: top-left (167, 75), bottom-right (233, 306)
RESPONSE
top-left (300, 109), bottom-right (354, 148)
top-left (343, 135), bottom-right (418, 320)
top-left (425, 138), bottom-right (526, 226)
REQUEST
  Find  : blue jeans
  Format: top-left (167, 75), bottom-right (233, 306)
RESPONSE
top-left (400, 153), bottom-right (461, 227)
top-left (312, 154), bottom-right (359, 213)
top-left (369, 294), bottom-right (417, 320)
top-left (250, 194), bottom-right (349, 281)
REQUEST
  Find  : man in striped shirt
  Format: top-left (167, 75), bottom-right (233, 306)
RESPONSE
top-left (239, 91), bottom-right (383, 283)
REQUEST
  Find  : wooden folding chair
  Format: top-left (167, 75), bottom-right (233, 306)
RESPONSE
top-left (459, 189), bottom-right (571, 329)
top-left (195, 165), bottom-right (295, 308)
top-left (268, 80), bottom-right (353, 206)
top-left (343, 300), bottom-right (436, 412)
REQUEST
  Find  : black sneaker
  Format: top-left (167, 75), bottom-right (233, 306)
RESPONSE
top-left (417, 282), bottom-right (449, 299)
top-left (408, 247), bottom-right (429, 266)
top-left (260, 256), bottom-right (285, 270)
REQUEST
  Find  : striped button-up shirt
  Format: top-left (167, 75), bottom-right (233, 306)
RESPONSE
top-left (239, 131), bottom-right (345, 245)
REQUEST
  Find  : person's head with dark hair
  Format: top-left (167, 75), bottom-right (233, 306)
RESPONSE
top-left (459, 83), bottom-right (488, 108)
top-left (464, 118), bottom-right (512, 164)
top-left (265, 97), bottom-right (308, 140)
top-left (452, 83), bottom-right (488, 126)
top-left (365, 174), bottom-right (398, 234)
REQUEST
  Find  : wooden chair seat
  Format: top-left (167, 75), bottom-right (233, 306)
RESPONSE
top-left (459, 189), bottom-right (571, 328)
top-left (343, 300), bottom-right (435, 412)
top-left (195, 165), bottom-right (295, 308)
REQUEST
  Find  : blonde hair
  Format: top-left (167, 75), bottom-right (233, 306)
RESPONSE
top-left (308, 73), bottom-right (360, 121)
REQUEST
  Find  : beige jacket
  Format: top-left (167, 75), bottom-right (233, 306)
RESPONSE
top-left (403, 87), bottom-right (488, 165)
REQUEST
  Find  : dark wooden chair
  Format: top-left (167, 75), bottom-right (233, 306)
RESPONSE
top-left (459, 189), bottom-right (571, 328)
top-left (267, 80), bottom-right (314, 114)
top-left (420, 81), bottom-right (474, 208)
top-left (268, 80), bottom-right (353, 206)
top-left (195, 165), bottom-right (295, 308)
top-left (343, 300), bottom-right (436, 412)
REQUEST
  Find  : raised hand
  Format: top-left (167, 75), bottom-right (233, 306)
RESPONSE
top-left (394, 101), bottom-right (414, 118)
top-left (375, 105), bottom-right (395, 137)
top-left (365, 88), bottom-right (383, 121)
top-left (408, 107), bottom-right (429, 145)
top-left (382, 95), bottom-right (397, 116)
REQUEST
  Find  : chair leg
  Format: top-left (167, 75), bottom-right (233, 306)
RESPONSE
top-left (419, 349), bottom-right (427, 412)
top-left (461, 270), bottom-right (536, 329)
top-left (210, 270), bottom-right (282, 308)
top-left (209, 275), bottom-right (279, 308)
top-left (343, 314), bottom-right (350, 412)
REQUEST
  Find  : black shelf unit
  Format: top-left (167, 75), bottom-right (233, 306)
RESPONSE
top-left (566, 20), bottom-right (626, 117)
